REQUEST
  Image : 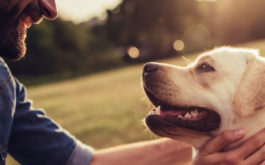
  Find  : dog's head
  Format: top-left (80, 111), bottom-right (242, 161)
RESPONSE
top-left (142, 47), bottom-right (265, 149)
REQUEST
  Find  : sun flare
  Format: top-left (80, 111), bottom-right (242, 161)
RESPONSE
top-left (56, 0), bottom-right (122, 23)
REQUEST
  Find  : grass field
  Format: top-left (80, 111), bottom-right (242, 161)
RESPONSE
top-left (6, 40), bottom-right (265, 164)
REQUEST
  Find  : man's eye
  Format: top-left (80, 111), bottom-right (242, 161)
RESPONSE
top-left (196, 62), bottom-right (215, 72)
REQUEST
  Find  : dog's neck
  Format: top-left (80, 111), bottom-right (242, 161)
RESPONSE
top-left (227, 107), bottom-right (265, 147)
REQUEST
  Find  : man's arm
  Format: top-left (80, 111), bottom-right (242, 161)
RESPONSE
top-left (8, 78), bottom-right (93, 165)
top-left (90, 138), bottom-right (192, 165)
top-left (90, 129), bottom-right (265, 165)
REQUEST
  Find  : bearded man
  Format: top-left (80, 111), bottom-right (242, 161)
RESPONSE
top-left (1, 1), bottom-right (265, 165)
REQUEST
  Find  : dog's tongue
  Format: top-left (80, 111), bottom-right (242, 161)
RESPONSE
top-left (150, 106), bottom-right (205, 121)
top-left (161, 110), bottom-right (186, 117)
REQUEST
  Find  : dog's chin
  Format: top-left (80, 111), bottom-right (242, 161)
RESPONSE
top-left (144, 88), bottom-right (221, 138)
top-left (145, 114), bottom-right (218, 138)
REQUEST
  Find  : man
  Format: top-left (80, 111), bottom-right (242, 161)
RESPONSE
top-left (1, 0), bottom-right (265, 164)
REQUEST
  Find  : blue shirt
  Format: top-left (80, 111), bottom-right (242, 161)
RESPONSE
top-left (0, 57), bottom-right (94, 165)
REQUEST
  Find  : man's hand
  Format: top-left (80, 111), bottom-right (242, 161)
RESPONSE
top-left (193, 129), bottom-right (265, 165)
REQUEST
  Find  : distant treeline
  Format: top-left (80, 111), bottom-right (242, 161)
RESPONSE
top-left (8, 19), bottom-right (124, 76)
top-left (8, 0), bottom-right (265, 76)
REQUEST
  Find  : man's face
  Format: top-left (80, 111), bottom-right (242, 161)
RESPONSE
top-left (0, 0), bottom-right (57, 61)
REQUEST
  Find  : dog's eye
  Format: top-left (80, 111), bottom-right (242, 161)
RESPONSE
top-left (197, 62), bottom-right (215, 72)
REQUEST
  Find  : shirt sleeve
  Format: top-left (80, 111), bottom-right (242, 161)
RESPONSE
top-left (66, 140), bottom-right (94, 165)
top-left (8, 78), bottom-right (94, 165)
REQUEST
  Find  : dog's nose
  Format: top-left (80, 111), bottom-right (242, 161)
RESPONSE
top-left (144, 63), bottom-right (158, 73)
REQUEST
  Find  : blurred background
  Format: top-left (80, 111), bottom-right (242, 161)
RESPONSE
top-left (6, 0), bottom-right (265, 164)
top-left (9, 0), bottom-right (265, 78)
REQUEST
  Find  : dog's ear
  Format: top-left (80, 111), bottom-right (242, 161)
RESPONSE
top-left (233, 55), bottom-right (265, 116)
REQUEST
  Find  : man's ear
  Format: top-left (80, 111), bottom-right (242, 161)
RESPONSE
top-left (233, 56), bottom-right (265, 116)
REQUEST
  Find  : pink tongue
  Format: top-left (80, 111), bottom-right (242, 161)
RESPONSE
top-left (160, 110), bottom-right (187, 118)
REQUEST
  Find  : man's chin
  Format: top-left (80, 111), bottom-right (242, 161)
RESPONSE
top-left (0, 42), bottom-right (26, 61)
top-left (0, 0), bottom-right (28, 61)
top-left (0, 30), bottom-right (26, 61)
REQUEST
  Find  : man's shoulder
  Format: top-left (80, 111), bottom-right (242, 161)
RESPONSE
top-left (0, 57), bottom-right (14, 91)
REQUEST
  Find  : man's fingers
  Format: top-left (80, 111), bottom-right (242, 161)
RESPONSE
top-left (196, 129), bottom-right (265, 165)
top-left (200, 129), bottom-right (246, 155)
top-left (260, 160), bottom-right (265, 165)
top-left (235, 128), bottom-right (265, 158)
top-left (244, 144), bottom-right (265, 165)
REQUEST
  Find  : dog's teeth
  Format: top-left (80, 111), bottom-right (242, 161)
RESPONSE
top-left (184, 112), bottom-right (191, 118)
top-left (191, 109), bottom-right (199, 117)
top-left (150, 106), bottom-right (161, 115)
top-left (155, 106), bottom-right (161, 115)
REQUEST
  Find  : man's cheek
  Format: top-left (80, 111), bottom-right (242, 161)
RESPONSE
top-left (8, 0), bottom-right (35, 20)
top-left (8, 0), bottom-right (21, 10)
top-left (0, 0), bottom-right (8, 8)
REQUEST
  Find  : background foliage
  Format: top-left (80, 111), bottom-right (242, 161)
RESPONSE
top-left (8, 0), bottom-right (265, 76)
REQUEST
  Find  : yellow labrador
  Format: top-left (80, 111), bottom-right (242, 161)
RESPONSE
top-left (142, 47), bottom-right (265, 149)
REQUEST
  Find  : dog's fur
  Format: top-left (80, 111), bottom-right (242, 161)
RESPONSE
top-left (142, 47), bottom-right (265, 149)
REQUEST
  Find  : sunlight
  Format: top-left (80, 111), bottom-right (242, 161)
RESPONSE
top-left (196, 0), bottom-right (217, 2)
top-left (56, 0), bottom-right (122, 23)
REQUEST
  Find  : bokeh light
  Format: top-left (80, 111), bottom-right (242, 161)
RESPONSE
top-left (173, 40), bottom-right (185, 51)
top-left (127, 46), bottom-right (140, 59)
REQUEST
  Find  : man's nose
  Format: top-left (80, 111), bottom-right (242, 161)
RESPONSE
top-left (39, 0), bottom-right (57, 20)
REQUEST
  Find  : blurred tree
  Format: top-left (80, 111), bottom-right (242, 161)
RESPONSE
top-left (7, 0), bottom-right (265, 76)
top-left (8, 19), bottom-right (123, 76)
top-left (105, 0), bottom-right (202, 61)
top-left (106, 0), bottom-right (265, 61)
top-left (213, 0), bottom-right (265, 44)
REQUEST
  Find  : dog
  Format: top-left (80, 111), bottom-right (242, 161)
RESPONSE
top-left (142, 47), bottom-right (265, 149)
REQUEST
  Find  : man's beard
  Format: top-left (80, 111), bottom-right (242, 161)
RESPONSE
top-left (0, 2), bottom-right (26, 61)
top-left (0, 21), bottom-right (26, 61)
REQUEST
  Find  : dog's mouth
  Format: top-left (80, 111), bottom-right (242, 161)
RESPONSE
top-left (144, 89), bottom-right (221, 133)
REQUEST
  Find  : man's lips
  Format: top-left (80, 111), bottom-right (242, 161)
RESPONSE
top-left (21, 3), bottom-right (43, 27)
top-left (17, 15), bottom-right (33, 36)
top-left (20, 9), bottom-right (42, 30)
top-left (21, 16), bottom-right (32, 29)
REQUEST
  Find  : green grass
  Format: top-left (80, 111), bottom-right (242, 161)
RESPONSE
top-left (6, 39), bottom-right (265, 164)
